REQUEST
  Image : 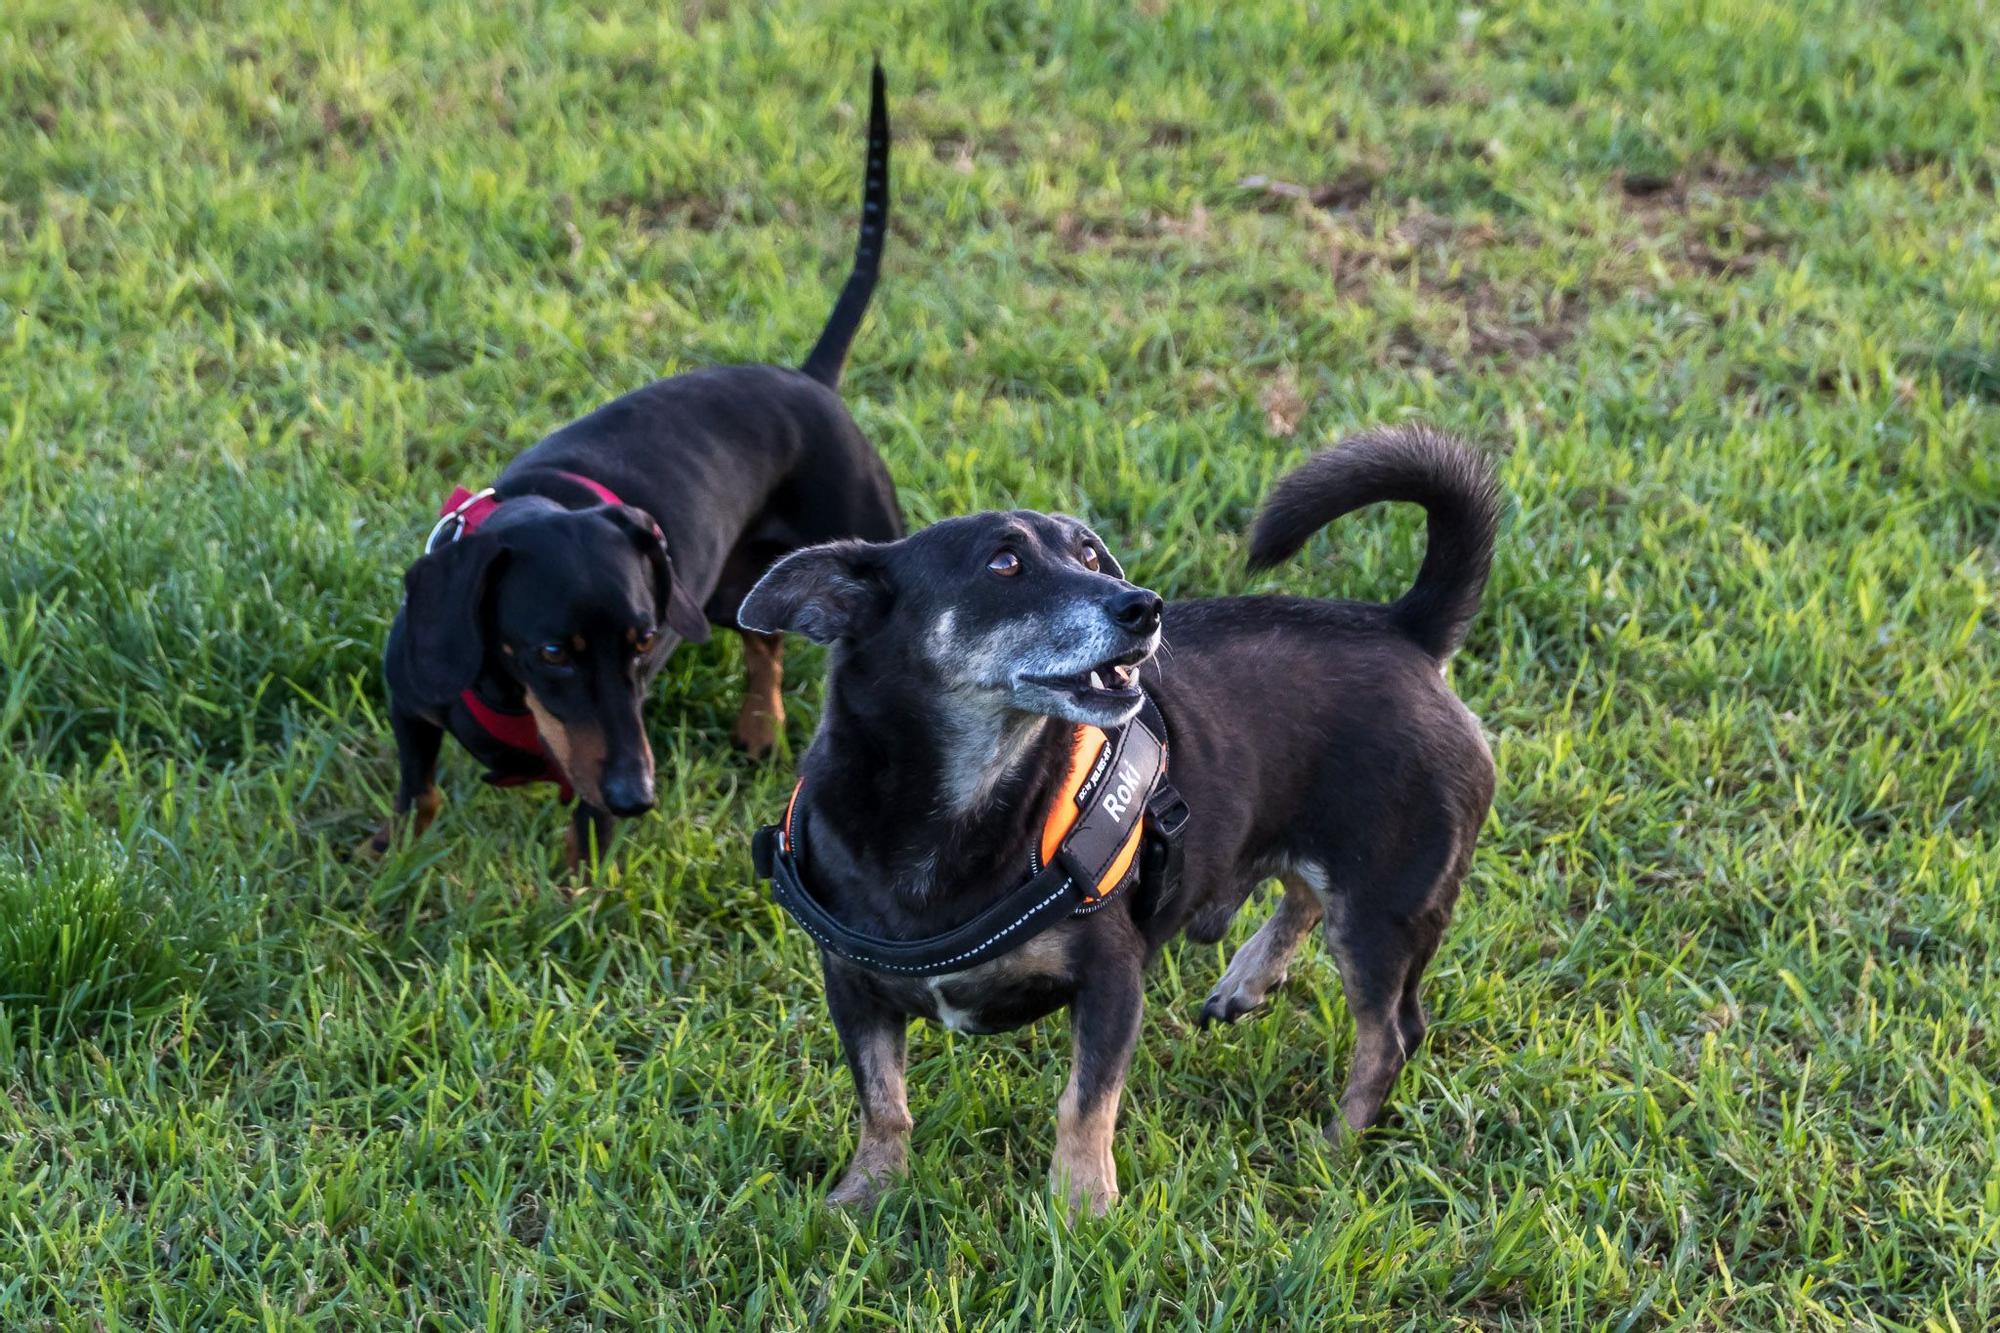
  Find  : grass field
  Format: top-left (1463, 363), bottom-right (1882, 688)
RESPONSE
top-left (3, 0), bottom-right (1997, 1326)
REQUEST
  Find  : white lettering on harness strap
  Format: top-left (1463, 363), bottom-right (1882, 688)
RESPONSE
top-left (1099, 759), bottom-right (1144, 822)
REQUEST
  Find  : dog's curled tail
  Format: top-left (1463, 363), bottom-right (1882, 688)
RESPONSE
top-left (1248, 425), bottom-right (1499, 661)
top-left (800, 61), bottom-right (890, 388)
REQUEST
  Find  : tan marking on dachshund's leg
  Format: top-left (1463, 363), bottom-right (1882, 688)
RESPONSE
top-left (732, 631), bottom-right (786, 759)
top-left (409, 785), bottom-right (442, 836)
top-left (359, 786), bottom-right (442, 859)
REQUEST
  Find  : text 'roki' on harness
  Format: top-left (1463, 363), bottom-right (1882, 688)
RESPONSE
top-left (752, 696), bottom-right (1190, 976)
top-left (422, 472), bottom-right (626, 800)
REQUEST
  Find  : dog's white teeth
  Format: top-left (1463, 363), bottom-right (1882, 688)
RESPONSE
top-left (1089, 670), bottom-right (1106, 691)
top-left (1113, 664), bottom-right (1135, 687)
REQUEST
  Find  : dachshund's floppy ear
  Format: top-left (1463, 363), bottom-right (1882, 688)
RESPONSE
top-left (737, 541), bottom-right (890, 645)
top-left (606, 505), bottom-right (710, 645)
top-left (400, 535), bottom-right (507, 704)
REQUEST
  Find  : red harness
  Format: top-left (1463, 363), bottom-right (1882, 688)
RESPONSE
top-left (431, 472), bottom-right (623, 799)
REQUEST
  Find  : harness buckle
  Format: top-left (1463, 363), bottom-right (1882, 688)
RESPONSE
top-left (751, 824), bottom-right (778, 880)
top-left (1140, 782), bottom-right (1190, 916)
top-left (1146, 784), bottom-right (1190, 842)
top-left (424, 487), bottom-right (496, 555)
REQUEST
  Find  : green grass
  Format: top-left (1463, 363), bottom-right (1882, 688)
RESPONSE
top-left (2, 0), bottom-right (1996, 1326)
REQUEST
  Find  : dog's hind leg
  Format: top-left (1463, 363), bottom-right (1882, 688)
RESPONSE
top-left (1395, 912), bottom-right (1446, 1054)
top-left (1320, 905), bottom-right (1418, 1143)
top-left (1198, 874), bottom-right (1324, 1026)
top-left (1316, 874), bottom-right (1460, 1143)
top-left (731, 631), bottom-right (786, 759)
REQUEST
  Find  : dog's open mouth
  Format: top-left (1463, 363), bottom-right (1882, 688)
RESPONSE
top-left (1025, 650), bottom-right (1147, 704)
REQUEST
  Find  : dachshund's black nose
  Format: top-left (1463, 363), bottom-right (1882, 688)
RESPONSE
top-left (602, 774), bottom-right (656, 818)
top-left (1109, 588), bottom-right (1164, 634)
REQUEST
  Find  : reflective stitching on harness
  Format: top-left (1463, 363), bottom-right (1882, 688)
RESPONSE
top-left (759, 698), bottom-right (1178, 976)
top-left (802, 881), bottom-right (1073, 975)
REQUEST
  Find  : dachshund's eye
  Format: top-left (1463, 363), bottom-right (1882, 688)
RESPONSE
top-left (537, 643), bottom-right (571, 667)
top-left (1079, 543), bottom-right (1101, 573)
top-left (988, 550), bottom-right (1022, 577)
top-left (633, 630), bottom-right (659, 655)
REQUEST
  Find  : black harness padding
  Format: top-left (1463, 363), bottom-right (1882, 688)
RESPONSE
top-left (753, 694), bottom-right (1189, 976)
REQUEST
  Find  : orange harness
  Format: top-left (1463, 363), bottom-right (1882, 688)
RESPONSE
top-left (755, 696), bottom-right (1189, 976)
top-left (1037, 724), bottom-right (1148, 904)
top-left (780, 723), bottom-right (1148, 909)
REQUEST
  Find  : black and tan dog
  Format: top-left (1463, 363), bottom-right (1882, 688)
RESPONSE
top-left (739, 426), bottom-right (1498, 1212)
top-left (366, 66), bottom-right (902, 867)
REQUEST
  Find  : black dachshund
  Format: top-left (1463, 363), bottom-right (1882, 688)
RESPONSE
top-left (367, 65), bottom-right (902, 867)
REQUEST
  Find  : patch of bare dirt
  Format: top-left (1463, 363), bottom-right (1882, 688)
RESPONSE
top-left (1616, 162), bottom-right (1775, 214)
top-left (927, 128), bottom-right (1023, 167)
top-left (603, 190), bottom-right (730, 232)
top-left (1307, 204), bottom-right (1587, 371)
top-left (1050, 204), bottom-right (1225, 253)
top-left (1616, 163), bottom-right (1791, 278)
top-left (1259, 368), bottom-right (1307, 437)
top-left (1236, 167), bottom-right (1378, 212)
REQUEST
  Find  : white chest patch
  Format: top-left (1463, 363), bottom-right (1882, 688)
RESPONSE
top-left (926, 976), bottom-right (977, 1032)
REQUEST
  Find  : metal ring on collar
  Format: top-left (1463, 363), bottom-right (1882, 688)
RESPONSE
top-left (424, 487), bottom-right (495, 555)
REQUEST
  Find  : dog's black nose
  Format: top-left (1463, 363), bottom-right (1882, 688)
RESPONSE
top-left (601, 775), bottom-right (656, 818)
top-left (1109, 588), bottom-right (1164, 634)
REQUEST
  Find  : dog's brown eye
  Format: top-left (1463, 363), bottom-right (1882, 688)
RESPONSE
top-left (633, 630), bottom-right (659, 655)
top-left (537, 643), bottom-right (570, 667)
top-left (1079, 544), bottom-right (1100, 572)
top-left (988, 550), bottom-right (1021, 577)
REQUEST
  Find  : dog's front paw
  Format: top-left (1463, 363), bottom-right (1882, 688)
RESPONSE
top-left (562, 825), bottom-right (592, 876)
top-left (826, 1164), bottom-right (898, 1209)
top-left (351, 823), bottom-right (394, 862)
top-left (730, 715), bottom-right (781, 761)
top-left (825, 1129), bottom-right (908, 1209)
top-left (1050, 1162), bottom-right (1120, 1218)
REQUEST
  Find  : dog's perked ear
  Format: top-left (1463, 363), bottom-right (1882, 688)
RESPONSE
top-left (400, 535), bottom-right (507, 703)
top-left (1052, 515), bottom-right (1126, 581)
top-left (737, 540), bottom-right (889, 644)
top-left (606, 505), bottom-right (711, 645)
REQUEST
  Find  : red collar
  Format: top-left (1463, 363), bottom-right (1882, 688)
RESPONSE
top-left (432, 471), bottom-right (625, 800)
top-left (428, 470), bottom-right (624, 551)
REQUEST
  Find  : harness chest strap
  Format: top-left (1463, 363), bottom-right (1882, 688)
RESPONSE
top-left (754, 698), bottom-right (1190, 976)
